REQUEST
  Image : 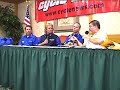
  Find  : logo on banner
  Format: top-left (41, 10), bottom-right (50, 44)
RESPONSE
top-left (38, 1), bottom-right (67, 11)
top-left (35, 0), bottom-right (120, 22)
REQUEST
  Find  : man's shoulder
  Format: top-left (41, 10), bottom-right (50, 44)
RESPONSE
top-left (52, 33), bottom-right (59, 37)
top-left (40, 34), bottom-right (46, 37)
top-left (31, 34), bottom-right (38, 38)
top-left (21, 35), bottom-right (26, 38)
top-left (32, 34), bottom-right (37, 37)
top-left (77, 33), bottom-right (83, 37)
top-left (67, 34), bottom-right (72, 37)
top-left (97, 30), bottom-right (107, 36)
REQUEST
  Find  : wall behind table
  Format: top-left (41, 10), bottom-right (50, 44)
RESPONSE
top-left (18, 1), bottom-right (45, 37)
top-left (18, 1), bottom-right (120, 36)
top-left (1, 1), bottom-right (120, 37)
top-left (93, 12), bottom-right (120, 35)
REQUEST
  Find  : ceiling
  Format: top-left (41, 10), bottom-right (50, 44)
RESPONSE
top-left (0, 0), bottom-right (26, 4)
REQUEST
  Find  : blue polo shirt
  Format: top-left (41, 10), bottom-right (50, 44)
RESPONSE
top-left (18, 34), bottom-right (38, 46)
top-left (0, 37), bottom-right (13, 46)
top-left (38, 33), bottom-right (62, 46)
top-left (64, 33), bottom-right (84, 44)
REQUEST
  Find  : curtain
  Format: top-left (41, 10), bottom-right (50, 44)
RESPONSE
top-left (0, 46), bottom-right (120, 90)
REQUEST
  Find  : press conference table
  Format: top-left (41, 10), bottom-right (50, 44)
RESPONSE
top-left (0, 46), bottom-right (120, 90)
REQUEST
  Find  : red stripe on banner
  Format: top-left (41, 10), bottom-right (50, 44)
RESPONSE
top-left (35, 0), bottom-right (120, 22)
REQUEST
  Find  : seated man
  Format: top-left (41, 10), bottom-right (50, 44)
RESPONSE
top-left (85, 20), bottom-right (107, 48)
top-left (18, 25), bottom-right (38, 46)
top-left (64, 22), bottom-right (84, 46)
top-left (38, 23), bottom-right (62, 46)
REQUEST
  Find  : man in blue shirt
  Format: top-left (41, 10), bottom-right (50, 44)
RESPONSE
top-left (18, 25), bottom-right (38, 46)
top-left (64, 22), bottom-right (84, 46)
top-left (38, 23), bottom-right (62, 46)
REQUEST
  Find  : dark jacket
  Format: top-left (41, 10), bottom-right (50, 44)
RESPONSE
top-left (38, 33), bottom-right (62, 46)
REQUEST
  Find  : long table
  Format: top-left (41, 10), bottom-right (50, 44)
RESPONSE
top-left (0, 46), bottom-right (120, 90)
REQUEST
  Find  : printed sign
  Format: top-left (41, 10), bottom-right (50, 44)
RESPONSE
top-left (35, 0), bottom-right (120, 22)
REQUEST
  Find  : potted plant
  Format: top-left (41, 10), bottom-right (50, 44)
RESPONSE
top-left (0, 5), bottom-right (23, 44)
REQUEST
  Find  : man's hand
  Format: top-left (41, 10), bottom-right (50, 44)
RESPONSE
top-left (70, 36), bottom-right (78, 41)
top-left (70, 36), bottom-right (83, 46)
top-left (38, 38), bottom-right (48, 46)
top-left (43, 39), bottom-right (48, 44)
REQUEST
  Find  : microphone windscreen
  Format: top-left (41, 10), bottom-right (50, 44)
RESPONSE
top-left (85, 31), bottom-right (89, 35)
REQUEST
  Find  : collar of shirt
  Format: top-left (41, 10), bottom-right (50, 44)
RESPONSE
top-left (45, 33), bottom-right (54, 37)
top-left (88, 32), bottom-right (97, 37)
top-left (25, 34), bottom-right (33, 38)
top-left (72, 33), bottom-right (79, 37)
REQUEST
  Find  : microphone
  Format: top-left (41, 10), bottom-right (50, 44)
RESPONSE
top-left (85, 31), bottom-right (89, 35)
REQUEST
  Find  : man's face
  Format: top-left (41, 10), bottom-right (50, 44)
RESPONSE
top-left (46, 25), bottom-right (54, 34)
top-left (72, 23), bottom-right (80, 33)
top-left (89, 23), bottom-right (97, 34)
top-left (25, 26), bottom-right (32, 36)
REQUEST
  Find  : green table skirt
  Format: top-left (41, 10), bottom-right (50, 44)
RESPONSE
top-left (0, 46), bottom-right (120, 90)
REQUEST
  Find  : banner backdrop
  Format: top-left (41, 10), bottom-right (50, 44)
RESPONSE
top-left (35, 0), bottom-right (120, 22)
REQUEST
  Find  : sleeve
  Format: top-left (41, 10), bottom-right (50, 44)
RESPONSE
top-left (99, 32), bottom-right (107, 41)
top-left (77, 36), bottom-right (84, 44)
top-left (78, 39), bottom-right (84, 44)
top-left (0, 38), bottom-right (5, 46)
top-left (38, 36), bottom-right (43, 44)
top-left (96, 31), bottom-right (107, 41)
top-left (56, 36), bottom-right (62, 45)
top-left (33, 36), bottom-right (39, 46)
top-left (18, 37), bottom-right (23, 45)
top-left (6, 38), bottom-right (13, 45)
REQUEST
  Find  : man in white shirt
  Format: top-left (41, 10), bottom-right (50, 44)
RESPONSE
top-left (85, 20), bottom-right (107, 49)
